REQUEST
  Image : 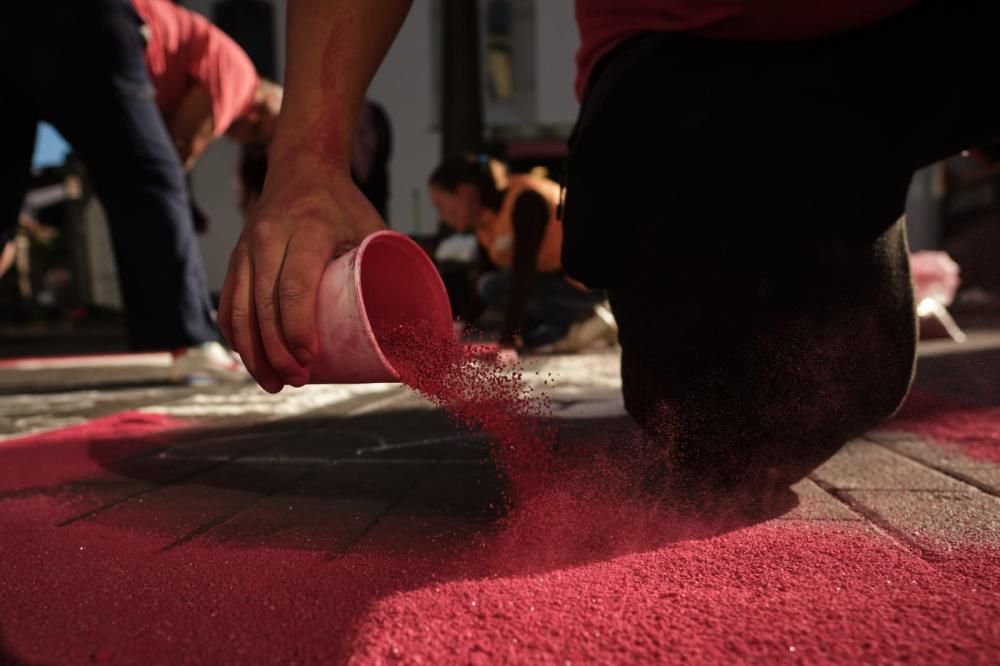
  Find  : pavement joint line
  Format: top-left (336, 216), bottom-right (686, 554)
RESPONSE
top-left (323, 462), bottom-right (436, 561)
top-left (159, 468), bottom-right (320, 552)
top-left (55, 483), bottom-right (162, 528)
top-left (55, 426), bottom-right (320, 527)
top-left (0, 480), bottom-right (149, 503)
top-left (353, 433), bottom-right (490, 454)
top-left (0, 486), bottom-right (65, 502)
top-left (314, 427), bottom-right (389, 448)
top-left (809, 476), bottom-right (947, 562)
top-left (865, 435), bottom-right (1000, 499)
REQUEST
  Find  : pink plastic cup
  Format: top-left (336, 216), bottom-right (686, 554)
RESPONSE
top-left (307, 230), bottom-right (453, 383)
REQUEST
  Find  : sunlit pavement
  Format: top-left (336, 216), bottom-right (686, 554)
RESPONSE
top-left (0, 335), bottom-right (997, 663)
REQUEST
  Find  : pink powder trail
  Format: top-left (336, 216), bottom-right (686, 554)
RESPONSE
top-left (380, 326), bottom-right (557, 498)
top-left (1, 346), bottom-right (998, 663)
top-left (888, 390), bottom-right (1000, 463)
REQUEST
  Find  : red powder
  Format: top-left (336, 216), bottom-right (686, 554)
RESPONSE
top-left (0, 490), bottom-right (996, 664)
top-left (888, 391), bottom-right (1000, 463)
top-left (0, 411), bottom-right (186, 493)
top-left (380, 325), bottom-right (556, 497)
top-left (0, 404), bottom-right (997, 663)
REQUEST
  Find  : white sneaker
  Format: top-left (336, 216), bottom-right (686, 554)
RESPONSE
top-left (542, 302), bottom-right (619, 354)
top-left (169, 341), bottom-right (249, 384)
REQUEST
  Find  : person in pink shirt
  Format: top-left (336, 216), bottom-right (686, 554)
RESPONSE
top-left (0, 0), bottom-right (277, 381)
top-left (131, 0), bottom-right (281, 171)
top-left (218, 1), bottom-right (1000, 502)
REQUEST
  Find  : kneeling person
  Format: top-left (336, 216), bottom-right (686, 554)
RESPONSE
top-left (429, 155), bottom-right (608, 350)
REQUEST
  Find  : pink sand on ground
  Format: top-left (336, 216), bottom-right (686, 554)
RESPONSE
top-left (0, 402), bottom-right (998, 663)
top-left (888, 390), bottom-right (1000, 463)
top-left (0, 411), bottom-right (187, 493)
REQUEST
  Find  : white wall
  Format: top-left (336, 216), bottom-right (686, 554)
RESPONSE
top-left (368, 3), bottom-right (440, 236)
top-left (534, 1), bottom-right (580, 126)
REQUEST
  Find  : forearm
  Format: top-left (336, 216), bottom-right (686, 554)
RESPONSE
top-left (168, 86), bottom-right (215, 171)
top-left (501, 192), bottom-right (549, 346)
top-left (269, 0), bottom-right (412, 177)
top-left (173, 131), bottom-right (213, 171)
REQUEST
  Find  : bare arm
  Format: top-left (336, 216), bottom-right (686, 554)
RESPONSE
top-left (501, 191), bottom-right (549, 347)
top-left (168, 85), bottom-right (215, 171)
top-left (269, 0), bottom-right (411, 174)
top-left (219, 0), bottom-right (412, 393)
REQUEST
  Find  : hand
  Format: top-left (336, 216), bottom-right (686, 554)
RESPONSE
top-left (219, 163), bottom-right (385, 392)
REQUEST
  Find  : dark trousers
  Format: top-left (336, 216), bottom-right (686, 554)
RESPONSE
top-left (478, 270), bottom-right (606, 347)
top-left (563, 1), bottom-right (1000, 488)
top-left (0, 0), bottom-right (218, 351)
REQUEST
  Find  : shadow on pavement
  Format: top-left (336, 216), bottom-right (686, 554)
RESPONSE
top-left (0, 628), bottom-right (28, 666)
top-left (17, 407), bottom-right (793, 659)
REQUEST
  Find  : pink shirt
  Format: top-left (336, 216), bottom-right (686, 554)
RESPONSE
top-left (132, 0), bottom-right (258, 137)
top-left (574, 0), bottom-right (917, 98)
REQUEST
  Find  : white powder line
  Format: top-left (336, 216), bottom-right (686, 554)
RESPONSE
top-left (0, 352), bottom-right (171, 371)
top-left (345, 389), bottom-right (415, 416)
top-left (0, 417), bottom-right (89, 444)
top-left (137, 383), bottom-right (400, 419)
top-left (356, 433), bottom-right (490, 453)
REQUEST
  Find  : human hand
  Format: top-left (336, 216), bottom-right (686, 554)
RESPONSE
top-left (219, 163), bottom-right (385, 392)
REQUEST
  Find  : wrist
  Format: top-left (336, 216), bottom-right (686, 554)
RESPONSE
top-left (266, 145), bottom-right (352, 182)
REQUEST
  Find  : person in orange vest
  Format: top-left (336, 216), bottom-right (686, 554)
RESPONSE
top-left (428, 155), bottom-right (609, 351)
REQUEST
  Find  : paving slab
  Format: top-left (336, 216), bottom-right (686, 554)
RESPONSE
top-left (779, 478), bottom-right (863, 522)
top-left (811, 440), bottom-right (969, 491)
top-left (868, 430), bottom-right (1000, 496)
top-left (354, 461), bottom-right (506, 553)
top-left (839, 489), bottom-right (1000, 557)
top-left (201, 461), bottom-right (431, 553)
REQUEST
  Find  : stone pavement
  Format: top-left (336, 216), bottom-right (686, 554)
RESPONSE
top-left (0, 334), bottom-right (998, 663)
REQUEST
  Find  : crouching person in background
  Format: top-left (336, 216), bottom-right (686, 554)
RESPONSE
top-left (429, 154), bottom-right (615, 353)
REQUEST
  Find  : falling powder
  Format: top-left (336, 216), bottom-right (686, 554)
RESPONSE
top-left (379, 324), bottom-right (556, 497)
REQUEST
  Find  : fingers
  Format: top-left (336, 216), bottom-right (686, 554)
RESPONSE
top-left (223, 245), bottom-right (285, 393)
top-left (217, 245), bottom-right (240, 347)
top-left (252, 230), bottom-right (310, 387)
top-left (278, 227), bottom-right (332, 367)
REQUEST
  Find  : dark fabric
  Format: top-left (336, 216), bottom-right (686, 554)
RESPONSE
top-left (0, 0), bottom-right (218, 350)
top-left (564, 0), bottom-right (1000, 289)
top-left (478, 270), bottom-right (606, 348)
top-left (502, 190), bottom-right (550, 343)
top-left (562, 0), bottom-right (1000, 489)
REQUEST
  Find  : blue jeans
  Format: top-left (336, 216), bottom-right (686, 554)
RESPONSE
top-left (0, 0), bottom-right (218, 351)
top-left (477, 270), bottom-right (606, 347)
